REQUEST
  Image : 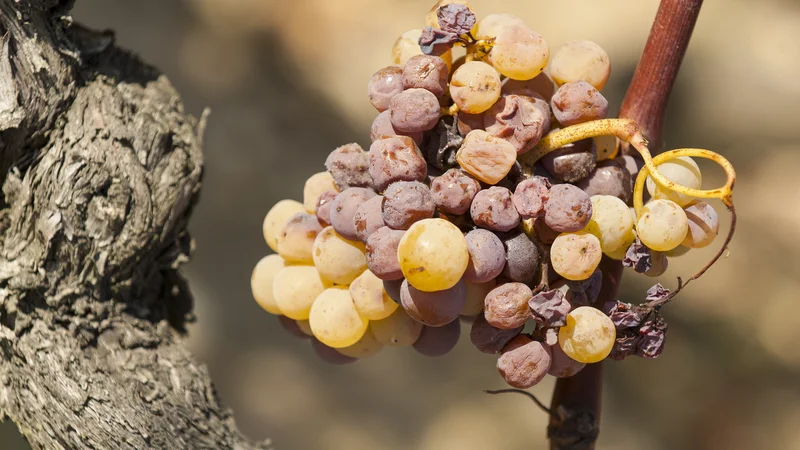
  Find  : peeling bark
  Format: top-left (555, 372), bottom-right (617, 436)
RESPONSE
top-left (0, 1), bottom-right (267, 448)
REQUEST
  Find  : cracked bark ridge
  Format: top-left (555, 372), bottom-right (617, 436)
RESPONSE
top-left (0, 1), bottom-right (268, 448)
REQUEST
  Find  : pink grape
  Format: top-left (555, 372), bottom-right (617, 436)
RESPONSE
top-left (382, 181), bottom-right (435, 230)
top-left (463, 229), bottom-right (506, 283)
top-left (550, 80), bottom-right (608, 126)
top-left (330, 187), bottom-right (377, 241)
top-left (512, 176), bottom-right (551, 219)
top-left (365, 226), bottom-right (405, 280)
top-left (402, 55), bottom-right (449, 97)
top-left (497, 335), bottom-right (552, 388)
top-left (369, 136), bottom-right (427, 191)
top-left (483, 94), bottom-right (551, 154)
top-left (470, 313), bottom-right (523, 354)
top-left (430, 168), bottom-right (481, 215)
top-left (368, 65), bottom-right (405, 112)
top-left (353, 195), bottom-right (386, 242)
top-left (389, 88), bottom-right (442, 133)
top-left (371, 110), bottom-right (423, 145)
top-left (501, 231), bottom-right (540, 284)
top-left (326, 143), bottom-right (373, 190)
top-left (544, 184), bottom-right (593, 232)
top-left (470, 186), bottom-right (520, 232)
top-left (484, 282), bottom-right (533, 330)
top-left (400, 278), bottom-right (466, 327)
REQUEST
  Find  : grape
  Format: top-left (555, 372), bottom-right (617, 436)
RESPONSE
top-left (470, 186), bottom-right (520, 232)
top-left (666, 245), bottom-right (690, 258)
top-left (645, 250), bottom-right (668, 277)
top-left (382, 181), bottom-right (435, 230)
top-left (262, 199), bottom-right (304, 252)
top-left (430, 168), bottom-right (481, 215)
top-left (365, 226), bottom-right (405, 280)
top-left (576, 159), bottom-right (633, 203)
top-left (497, 335), bottom-right (552, 389)
top-left (512, 176), bottom-right (550, 219)
top-left (389, 88), bottom-right (442, 133)
top-left (449, 61), bottom-right (502, 114)
top-left (309, 286), bottom-right (369, 348)
top-left (584, 195), bottom-right (635, 253)
top-left (273, 265), bottom-right (329, 320)
top-left (325, 143), bottom-right (373, 190)
top-left (368, 136), bottom-right (427, 191)
top-left (350, 269), bottom-right (398, 321)
top-left (474, 14), bottom-right (526, 40)
top-left (682, 201), bottom-right (719, 248)
top-left (371, 110), bottom-right (423, 145)
top-left (315, 191), bottom-right (337, 227)
top-left (398, 219), bottom-right (469, 292)
top-left (541, 138), bottom-right (597, 183)
top-left (329, 187), bottom-right (377, 241)
top-left (501, 231), bottom-right (540, 284)
top-left (336, 329), bottom-right (384, 358)
top-left (636, 199), bottom-right (689, 251)
top-left (383, 278), bottom-right (404, 304)
top-left (456, 130), bottom-right (517, 185)
top-left (400, 278), bottom-right (466, 327)
top-left (544, 184), bottom-right (593, 232)
top-left (303, 172), bottom-right (339, 214)
top-left (558, 306), bottom-right (616, 363)
top-left (594, 134), bottom-right (618, 161)
top-left (483, 95), bottom-right (551, 154)
top-left (413, 320), bottom-right (461, 357)
top-left (426, 0), bottom-right (475, 29)
top-left (604, 231), bottom-right (636, 261)
top-left (403, 55), bottom-right (449, 97)
top-left (311, 338), bottom-right (357, 365)
top-left (368, 65), bottom-right (404, 112)
top-left (251, 254), bottom-right (286, 315)
top-left (550, 80), bottom-right (609, 126)
top-left (484, 282), bottom-right (533, 330)
top-left (278, 315), bottom-right (311, 340)
top-left (488, 24), bottom-right (550, 81)
top-left (550, 40), bottom-right (611, 90)
top-left (312, 226), bottom-right (368, 285)
top-left (501, 72), bottom-right (556, 101)
top-left (456, 112), bottom-right (485, 137)
top-left (532, 216), bottom-right (559, 244)
top-left (462, 279), bottom-right (496, 316)
top-left (619, 154), bottom-right (644, 183)
top-left (296, 320), bottom-right (314, 337)
top-left (392, 29), bottom-right (453, 68)
top-left (463, 229), bottom-right (506, 283)
top-left (370, 307), bottom-right (424, 347)
top-left (353, 195), bottom-right (386, 242)
top-left (550, 232), bottom-right (603, 281)
top-left (275, 212), bottom-right (323, 263)
top-left (470, 313), bottom-right (523, 354)
top-left (548, 342), bottom-right (586, 378)
top-left (645, 156), bottom-right (702, 207)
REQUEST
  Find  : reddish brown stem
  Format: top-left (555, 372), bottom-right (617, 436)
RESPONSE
top-left (548, 1), bottom-right (704, 449)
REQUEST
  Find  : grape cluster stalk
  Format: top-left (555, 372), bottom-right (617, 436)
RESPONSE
top-left (251, 0), bottom-right (734, 442)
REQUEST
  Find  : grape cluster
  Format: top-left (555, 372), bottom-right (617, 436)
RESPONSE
top-left (251, 0), bottom-right (736, 388)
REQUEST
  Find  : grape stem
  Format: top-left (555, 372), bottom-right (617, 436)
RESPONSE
top-left (484, 389), bottom-right (556, 418)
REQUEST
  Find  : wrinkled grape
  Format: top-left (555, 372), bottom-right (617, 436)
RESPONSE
top-left (371, 110), bottom-right (423, 145)
top-left (463, 229), bottom-right (506, 283)
top-left (456, 130), bottom-right (517, 185)
top-left (403, 55), bottom-right (449, 97)
top-left (353, 195), bottom-right (386, 242)
top-left (326, 143), bottom-right (373, 190)
top-left (576, 159), bottom-right (632, 203)
top-left (544, 184), bottom-right (593, 232)
top-left (470, 186), bottom-right (520, 232)
top-left (501, 231), bottom-right (539, 284)
top-left (365, 226), bottom-right (405, 280)
top-left (551, 80), bottom-right (608, 126)
top-left (497, 335), bottom-right (552, 388)
top-left (382, 181), bottom-right (435, 230)
top-left (512, 176), bottom-right (550, 219)
top-left (484, 282), bottom-right (533, 330)
top-left (430, 168), bottom-right (481, 215)
top-left (541, 138), bottom-right (597, 183)
top-left (483, 95), bottom-right (551, 154)
top-left (368, 65), bottom-right (404, 112)
top-left (330, 187), bottom-right (377, 241)
top-left (390, 88), bottom-right (442, 133)
top-left (369, 136), bottom-right (428, 191)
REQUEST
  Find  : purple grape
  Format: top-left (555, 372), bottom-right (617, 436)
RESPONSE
top-left (470, 186), bottom-right (520, 232)
top-left (544, 184), bottom-right (593, 232)
top-left (325, 143), bottom-right (373, 190)
top-left (330, 187), bottom-right (376, 240)
top-left (501, 72), bottom-right (556, 101)
top-left (353, 195), bottom-right (386, 242)
top-left (484, 282), bottom-right (533, 330)
top-left (456, 111), bottom-right (485, 136)
top-left (550, 80), bottom-right (608, 126)
top-left (368, 136), bottom-right (428, 192)
top-left (619, 154), bottom-right (644, 182)
top-left (413, 320), bottom-right (461, 357)
top-left (383, 278), bottom-right (404, 304)
top-left (463, 229), bottom-right (506, 283)
top-left (483, 94), bottom-right (551, 154)
top-left (576, 158), bottom-right (633, 203)
top-left (430, 168), bottom-right (481, 215)
top-left (365, 226), bottom-right (405, 280)
top-left (371, 110), bottom-right (423, 145)
top-left (315, 190), bottom-right (337, 227)
top-left (389, 88), bottom-right (441, 133)
top-left (470, 314), bottom-right (523, 354)
top-left (402, 55), bottom-right (449, 97)
top-left (497, 335), bottom-right (552, 389)
top-left (533, 216), bottom-right (559, 244)
top-left (512, 176), bottom-right (551, 219)
top-left (548, 343), bottom-right (585, 378)
top-left (400, 278), bottom-right (466, 327)
top-left (368, 65), bottom-right (405, 112)
top-left (382, 181), bottom-right (435, 230)
top-left (501, 231), bottom-right (539, 285)
top-left (541, 138), bottom-right (597, 183)
top-left (311, 338), bottom-right (357, 365)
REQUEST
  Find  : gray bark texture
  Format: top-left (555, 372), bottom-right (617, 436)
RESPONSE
top-left (0, 1), bottom-right (268, 448)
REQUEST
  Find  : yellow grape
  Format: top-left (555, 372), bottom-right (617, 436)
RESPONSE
top-left (645, 156), bottom-right (702, 207)
top-left (272, 265), bottom-right (328, 320)
top-left (397, 218), bottom-right (469, 292)
top-left (309, 287), bottom-right (369, 348)
top-left (488, 24), bottom-right (549, 80)
top-left (636, 199), bottom-right (689, 252)
top-left (550, 231), bottom-right (602, 281)
top-left (263, 199), bottom-right (304, 252)
top-left (550, 40), bottom-right (611, 90)
top-left (296, 319), bottom-right (313, 337)
top-left (474, 14), bottom-right (526, 40)
top-left (392, 29), bottom-right (452, 69)
top-left (350, 269), bottom-right (398, 321)
top-left (603, 230), bottom-right (636, 261)
top-left (303, 171), bottom-right (338, 213)
top-left (558, 306), bottom-right (616, 363)
top-left (250, 254), bottom-right (286, 315)
top-left (336, 329), bottom-right (384, 358)
top-left (312, 226), bottom-right (368, 285)
top-left (449, 61), bottom-right (501, 114)
top-left (370, 308), bottom-right (423, 347)
top-left (585, 195), bottom-right (635, 252)
top-left (276, 213), bottom-right (322, 263)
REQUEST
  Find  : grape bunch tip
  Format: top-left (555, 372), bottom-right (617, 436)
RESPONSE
top-left (251, 0), bottom-right (738, 390)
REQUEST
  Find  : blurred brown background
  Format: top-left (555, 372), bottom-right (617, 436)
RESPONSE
top-left (2, 0), bottom-right (800, 449)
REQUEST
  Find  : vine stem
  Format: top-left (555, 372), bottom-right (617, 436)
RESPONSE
top-left (547, 1), bottom-right (704, 449)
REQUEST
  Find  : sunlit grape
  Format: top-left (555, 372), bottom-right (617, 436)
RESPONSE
top-left (397, 219), bottom-right (469, 292)
top-left (273, 265), bottom-right (329, 320)
top-left (449, 61), bottom-right (502, 114)
top-left (276, 212), bottom-right (323, 263)
top-left (474, 13), bottom-right (526, 40)
top-left (558, 306), bottom-right (615, 363)
top-left (309, 287), bottom-right (369, 349)
top-left (550, 40), bottom-right (611, 90)
top-left (550, 232), bottom-right (602, 281)
top-left (488, 24), bottom-right (550, 81)
top-left (636, 199), bottom-right (689, 251)
top-left (584, 195), bottom-right (635, 253)
top-left (456, 130), bottom-right (517, 185)
top-left (645, 156), bottom-right (702, 207)
top-left (250, 254), bottom-right (286, 315)
top-left (312, 226), bottom-right (368, 285)
top-left (303, 172), bottom-right (339, 214)
top-left (350, 269), bottom-right (398, 321)
top-left (263, 199), bottom-right (304, 252)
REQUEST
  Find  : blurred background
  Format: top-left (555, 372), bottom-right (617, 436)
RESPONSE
top-left (3, 0), bottom-right (800, 449)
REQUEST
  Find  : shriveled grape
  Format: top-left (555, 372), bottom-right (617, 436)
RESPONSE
top-left (456, 130), bottom-right (517, 185)
top-left (315, 191), bottom-right (337, 227)
top-left (401, 278), bottom-right (466, 327)
top-left (456, 112), bottom-right (486, 136)
top-left (382, 181), bottom-right (435, 230)
top-left (497, 335), bottom-right (552, 388)
top-left (484, 282), bottom-right (533, 329)
top-left (544, 184), bottom-right (593, 232)
top-left (365, 226), bottom-right (405, 280)
top-left (551, 80), bottom-right (608, 126)
top-left (512, 176), bottom-right (550, 219)
top-left (576, 159), bottom-right (632, 203)
top-left (483, 94), bottom-right (551, 154)
top-left (368, 65), bottom-right (404, 112)
top-left (430, 168), bottom-right (481, 215)
top-left (330, 187), bottom-right (376, 241)
top-left (383, 278), bottom-right (404, 304)
top-left (353, 195), bottom-right (386, 242)
top-left (369, 136), bottom-right (427, 191)
top-left (470, 186), bottom-right (520, 232)
top-left (389, 88), bottom-right (442, 133)
top-left (371, 110), bottom-right (423, 145)
top-left (463, 229), bottom-right (506, 283)
top-left (403, 55), bottom-right (449, 97)
top-left (541, 138), bottom-right (597, 183)
top-left (325, 143), bottom-right (373, 190)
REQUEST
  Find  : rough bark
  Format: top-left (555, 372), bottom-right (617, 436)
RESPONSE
top-left (0, 1), bottom-right (267, 448)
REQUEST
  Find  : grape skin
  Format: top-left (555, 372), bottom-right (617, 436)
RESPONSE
top-left (484, 282), bottom-right (533, 330)
top-left (353, 195), bottom-right (386, 242)
top-left (558, 306), bottom-right (616, 363)
top-left (370, 308), bottom-right (424, 347)
top-left (544, 184), bottom-right (593, 232)
top-left (541, 138), bottom-right (597, 183)
top-left (470, 186), bottom-right (520, 232)
top-left (367, 65), bottom-right (405, 112)
top-left (382, 181), bottom-right (435, 230)
top-left (383, 278), bottom-right (404, 304)
top-left (488, 24), bottom-right (550, 81)
top-left (312, 226), bottom-right (368, 285)
top-left (251, 254), bottom-right (286, 315)
top-left (470, 313), bottom-right (523, 354)
top-left (430, 168), bottom-right (481, 216)
top-left (550, 232), bottom-right (603, 281)
top-left (550, 40), bottom-right (611, 90)
top-left (548, 342), bottom-right (586, 378)
top-left (276, 212), bottom-right (323, 263)
top-left (501, 72), bottom-right (556, 101)
top-left (397, 219), bottom-right (469, 292)
top-left (500, 231), bottom-right (540, 284)
top-left (330, 187), bottom-right (377, 241)
top-left (483, 95), bottom-right (551, 154)
top-left (413, 320), bottom-right (461, 357)
top-left (682, 201), bottom-right (719, 248)
top-left (400, 278), bottom-right (466, 327)
top-left (263, 199), bottom-right (304, 252)
top-left (325, 143), bottom-right (373, 190)
top-left (512, 176), bottom-right (550, 219)
top-left (371, 110), bottom-right (423, 145)
top-left (645, 156), bottom-right (702, 207)
top-left (584, 195), bottom-right (635, 253)
top-left (426, 0), bottom-right (475, 30)
top-left (315, 191), bottom-right (337, 227)
top-left (497, 335), bottom-right (552, 389)
top-left (474, 13), bottom-right (526, 41)
top-left (463, 229), bottom-right (506, 283)
top-left (365, 226), bottom-right (405, 281)
top-left (402, 55), bottom-right (449, 97)
top-left (273, 265), bottom-right (329, 320)
top-left (336, 329), bottom-right (384, 359)
top-left (462, 279), bottom-right (496, 316)
top-left (368, 136), bottom-right (428, 192)
top-left (456, 111), bottom-right (486, 137)
top-left (636, 199), bottom-right (689, 252)
top-left (550, 80), bottom-right (609, 127)
top-left (309, 287), bottom-right (369, 349)
top-left (303, 172), bottom-right (339, 214)
top-left (389, 88), bottom-right (442, 133)
top-left (576, 159), bottom-right (633, 203)
top-left (350, 269), bottom-right (398, 321)
top-left (449, 61), bottom-right (502, 114)
top-left (456, 130), bottom-right (518, 185)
